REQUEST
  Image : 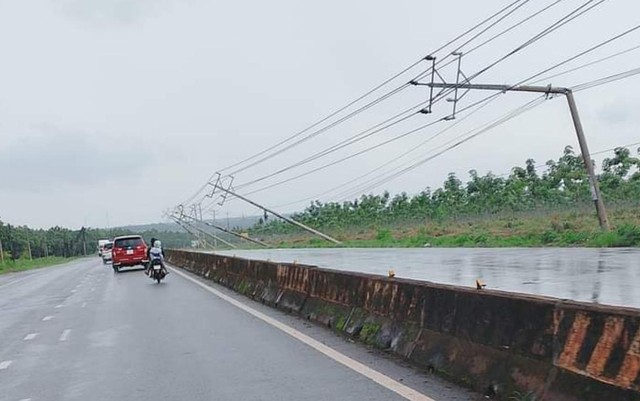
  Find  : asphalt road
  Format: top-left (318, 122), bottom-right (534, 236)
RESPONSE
top-left (0, 258), bottom-right (478, 401)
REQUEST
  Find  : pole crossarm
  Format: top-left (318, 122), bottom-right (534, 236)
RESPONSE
top-left (413, 81), bottom-right (569, 95)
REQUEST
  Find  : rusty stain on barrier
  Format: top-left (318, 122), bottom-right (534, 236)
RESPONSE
top-left (557, 312), bottom-right (592, 369)
top-left (617, 328), bottom-right (640, 388)
top-left (585, 316), bottom-right (625, 377)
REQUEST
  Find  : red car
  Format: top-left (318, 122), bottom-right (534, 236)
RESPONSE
top-left (112, 235), bottom-right (149, 273)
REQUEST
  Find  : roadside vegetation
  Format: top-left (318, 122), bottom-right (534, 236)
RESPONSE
top-left (0, 256), bottom-right (74, 275)
top-left (249, 145), bottom-right (640, 248)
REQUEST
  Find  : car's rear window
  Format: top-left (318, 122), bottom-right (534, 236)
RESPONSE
top-left (104, 243), bottom-right (113, 250)
top-left (114, 237), bottom-right (144, 248)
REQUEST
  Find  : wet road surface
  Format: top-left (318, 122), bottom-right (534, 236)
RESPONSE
top-left (0, 258), bottom-right (477, 401)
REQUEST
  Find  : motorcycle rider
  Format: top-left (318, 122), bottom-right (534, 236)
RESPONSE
top-left (145, 237), bottom-right (157, 275)
top-left (148, 240), bottom-right (168, 277)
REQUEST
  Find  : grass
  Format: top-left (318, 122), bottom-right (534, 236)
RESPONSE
top-left (0, 256), bottom-right (76, 275)
top-left (257, 203), bottom-right (640, 249)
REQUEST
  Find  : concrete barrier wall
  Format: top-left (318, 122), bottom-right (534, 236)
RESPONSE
top-left (167, 250), bottom-right (640, 401)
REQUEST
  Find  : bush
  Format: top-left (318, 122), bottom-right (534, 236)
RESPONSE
top-left (616, 223), bottom-right (640, 246)
top-left (540, 230), bottom-right (558, 244)
top-left (375, 229), bottom-right (393, 242)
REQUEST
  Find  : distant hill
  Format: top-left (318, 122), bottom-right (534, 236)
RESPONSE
top-left (117, 215), bottom-right (263, 233)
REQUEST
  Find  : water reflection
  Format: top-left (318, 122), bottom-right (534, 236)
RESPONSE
top-left (215, 248), bottom-right (640, 308)
top-left (591, 258), bottom-right (604, 304)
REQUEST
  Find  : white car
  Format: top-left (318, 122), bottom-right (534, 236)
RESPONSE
top-left (101, 242), bottom-right (113, 264)
top-left (97, 239), bottom-right (110, 256)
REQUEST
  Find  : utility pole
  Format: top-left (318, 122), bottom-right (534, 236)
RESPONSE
top-left (211, 184), bottom-right (342, 244)
top-left (26, 231), bottom-right (33, 260)
top-left (82, 227), bottom-right (87, 256)
top-left (212, 210), bottom-right (217, 248)
top-left (412, 79), bottom-right (611, 231)
top-left (565, 91), bottom-right (610, 231)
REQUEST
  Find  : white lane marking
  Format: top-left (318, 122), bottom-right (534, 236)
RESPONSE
top-left (24, 333), bottom-right (39, 341)
top-left (81, 302), bottom-right (87, 308)
top-left (42, 315), bottom-right (53, 321)
top-left (169, 266), bottom-right (435, 401)
top-left (0, 360), bottom-right (12, 370)
top-left (59, 329), bottom-right (71, 342)
top-left (19, 398), bottom-right (32, 401)
top-left (55, 304), bottom-right (64, 308)
top-left (70, 289), bottom-right (77, 293)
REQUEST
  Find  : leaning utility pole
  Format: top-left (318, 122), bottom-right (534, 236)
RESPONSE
top-left (172, 215), bottom-right (237, 249)
top-left (412, 55), bottom-right (610, 230)
top-left (172, 216), bottom-right (214, 249)
top-left (180, 213), bottom-right (269, 248)
top-left (179, 215), bottom-right (237, 249)
top-left (210, 181), bottom-right (342, 245)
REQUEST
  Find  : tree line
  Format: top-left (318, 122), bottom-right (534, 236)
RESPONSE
top-left (253, 145), bottom-right (640, 233)
top-left (0, 223), bottom-right (192, 261)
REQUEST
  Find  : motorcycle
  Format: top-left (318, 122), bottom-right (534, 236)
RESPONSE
top-left (149, 259), bottom-right (166, 283)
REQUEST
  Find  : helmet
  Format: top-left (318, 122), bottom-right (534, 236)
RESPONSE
top-left (154, 240), bottom-right (162, 249)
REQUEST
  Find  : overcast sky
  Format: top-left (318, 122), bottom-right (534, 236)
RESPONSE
top-left (1, 0), bottom-right (639, 229)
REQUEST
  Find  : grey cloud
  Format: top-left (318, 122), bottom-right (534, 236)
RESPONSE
top-left (53, 0), bottom-right (176, 26)
top-left (1, 0), bottom-right (639, 228)
top-left (0, 125), bottom-right (153, 192)
top-left (597, 102), bottom-right (634, 126)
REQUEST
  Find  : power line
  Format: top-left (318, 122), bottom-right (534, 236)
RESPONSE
top-left (230, 0), bottom-right (582, 190)
top-left (421, 0), bottom-right (566, 77)
top-left (337, 96), bottom-right (548, 200)
top-left (531, 43), bottom-right (640, 84)
top-left (462, 0), bottom-right (606, 85)
top-left (525, 24), bottom-right (640, 86)
top-left (591, 141), bottom-right (640, 156)
top-left (224, 0), bottom-right (538, 177)
top-left (234, 102), bottom-right (428, 190)
top-left (232, 0), bottom-right (609, 194)
top-left (268, 95), bottom-right (502, 210)
top-left (227, 83), bottom-right (415, 176)
top-left (205, 64), bottom-right (640, 217)
top-left (338, 59), bottom-right (640, 199)
top-left (216, 0), bottom-right (528, 175)
top-left (190, 0), bottom-right (610, 214)
top-left (240, 117), bottom-right (450, 196)
top-left (572, 65), bottom-right (640, 91)
top-left (181, 0), bottom-right (536, 206)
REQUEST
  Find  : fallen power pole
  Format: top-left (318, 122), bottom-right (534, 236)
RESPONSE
top-left (412, 54), bottom-right (610, 231)
top-left (181, 214), bottom-right (269, 248)
top-left (172, 215), bottom-right (234, 249)
top-left (211, 183), bottom-right (342, 245)
top-left (172, 217), bottom-right (208, 248)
